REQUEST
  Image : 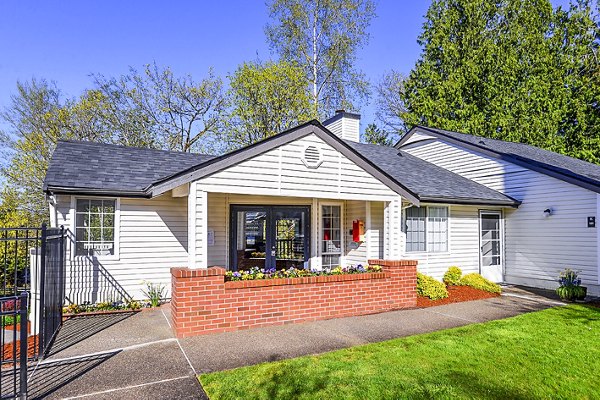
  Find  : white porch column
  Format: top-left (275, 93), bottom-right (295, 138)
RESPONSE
top-left (188, 182), bottom-right (209, 269)
top-left (29, 248), bottom-right (41, 335)
top-left (384, 197), bottom-right (403, 260)
top-left (365, 201), bottom-right (372, 260)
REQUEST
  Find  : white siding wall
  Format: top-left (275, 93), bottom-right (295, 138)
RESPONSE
top-left (345, 200), bottom-right (367, 266)
top-left (324, 116), bottom-right (360, 142)
top-left (384, 198), bottom-right (403, 260)
top-left (367, 202), bottom-right (385, 260)
top-left (193, 189), bottom-right (208, 269)
top-left (197, 134), bottom-right (398, 201)
top-left (207, 192), bottom-right (228, 267)
top-left (403, 205), bottom-right (487, 280)
top-left (55, 194), bottom-right (188, 302)
top-left (403, 136), bottom-right (599, 294)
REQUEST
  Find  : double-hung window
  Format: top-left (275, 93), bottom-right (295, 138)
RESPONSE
top-left (404, 206), bottom-right (448, 253)
top-left (321, 205), bottom-right (342, 269)
top-left (75, 199), bottom-right (116, 257)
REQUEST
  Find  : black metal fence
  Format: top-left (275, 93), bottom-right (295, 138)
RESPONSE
top-left (0, 294), bottom-right (28, 399)
top-left (0, 224), bottom-right (66, 399)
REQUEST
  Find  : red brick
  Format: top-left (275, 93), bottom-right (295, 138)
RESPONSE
top-left (171, 261), bottom-right (417, 336)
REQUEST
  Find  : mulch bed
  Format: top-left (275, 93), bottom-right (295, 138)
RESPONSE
top-left (2, 335), bottom-right (38, 365)
top-left (63, 308), bottom-right (141, 320)
top-left (417, 285), bottom-right (499, 308)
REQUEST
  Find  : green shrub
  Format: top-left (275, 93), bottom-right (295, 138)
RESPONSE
top-left (417, 273), bottom-right (449, 300)
top-left (459, 273), bottom-right (502, 294)
top-left (443, 266), bottom-right (463, 286)
top-left (1, 314), bottom-right (20, 327)
top-left (141, 281), bottom-right (166, 307)
top-left (556, 285), bottom-right (587, 301)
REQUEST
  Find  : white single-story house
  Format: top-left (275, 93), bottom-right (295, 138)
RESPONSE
top-left (43, 111), bottom-right (600, 301)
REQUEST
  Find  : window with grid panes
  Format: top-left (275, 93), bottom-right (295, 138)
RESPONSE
top-left (321, 205), bottom-right (341, 268)
top-left (75, 199), bottom-right (116, 256)
top-left (404, 206), bottom-right (448, 253)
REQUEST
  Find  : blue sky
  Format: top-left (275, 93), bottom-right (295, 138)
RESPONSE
top-left (0, 0), bottom-right (573, 135)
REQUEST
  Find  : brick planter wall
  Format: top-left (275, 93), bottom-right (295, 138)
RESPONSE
top-left (170, 259), bottom-right (417, 338)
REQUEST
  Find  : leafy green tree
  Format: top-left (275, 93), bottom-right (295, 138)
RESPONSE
top-left (0, 80), bottom-right (158, 224)
top-left (223, 60), bottom-right (313, 150)
top-left (1, 79), bottom-right (68, 223)
top-left (265, 0), bottom-right (375, 118)
top-left (387, 0), bottom-right (599, 163)
top-left (0, 188), bottom-right (39, 289)
top-left (1, 64), bottom-right (229, 224)
top-left (362, 123), bottom-right (395, 146)
top-left (92, 63), bottom-right (227, 153)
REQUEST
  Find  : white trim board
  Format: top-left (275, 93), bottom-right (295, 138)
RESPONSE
top-left (69, 196), bottom-right (121, 262)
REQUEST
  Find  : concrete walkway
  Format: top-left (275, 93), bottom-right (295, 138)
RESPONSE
top-left (27, 287), bottom-right (560, 399)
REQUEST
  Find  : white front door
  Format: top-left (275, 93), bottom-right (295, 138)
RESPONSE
top-left (479, 211), bottom-right (503, 282)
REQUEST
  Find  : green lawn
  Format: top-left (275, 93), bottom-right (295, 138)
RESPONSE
top-left (199, 305), bottom-right (600, 400)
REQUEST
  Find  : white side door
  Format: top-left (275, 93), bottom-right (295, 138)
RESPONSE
top-left (479, 211), bottom-right (503, 282)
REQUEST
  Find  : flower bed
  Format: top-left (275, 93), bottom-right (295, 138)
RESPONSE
top-left (171, 260), bottom-right (417, 337)
top-left (62, 299), bottom-right (142, 315)
top-left (225, 264), bottom-right (382, 282)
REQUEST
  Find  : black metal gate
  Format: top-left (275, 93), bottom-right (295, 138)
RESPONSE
top-left (38, 226), bottom-right (66, 358)
top-left (0, 224), bottom-right (66, 399)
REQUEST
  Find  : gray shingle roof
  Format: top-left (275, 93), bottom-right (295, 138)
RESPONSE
top-left (347, 141), bottom-right (519, 206)
top-left (402, 126), bottom-right (600, 192)
top-left (44, 126), bottom-right (519, 206)
top-left (43, 140), bottom-right (215, 196)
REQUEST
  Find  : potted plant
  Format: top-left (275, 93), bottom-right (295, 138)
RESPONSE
top-left (556, 269), bottom-right (587, 302)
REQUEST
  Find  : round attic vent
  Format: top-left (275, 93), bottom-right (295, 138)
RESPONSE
top-left (302, 145), bottom-right (323, 169)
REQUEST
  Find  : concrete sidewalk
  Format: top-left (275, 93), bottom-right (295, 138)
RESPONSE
top-left (28, 288), bottom-right (559, 399)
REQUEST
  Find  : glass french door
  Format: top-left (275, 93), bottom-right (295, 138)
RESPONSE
top-left (230, 206), bottom-right (310, 271)
top-left (479, 211), bottom-right (503, 282)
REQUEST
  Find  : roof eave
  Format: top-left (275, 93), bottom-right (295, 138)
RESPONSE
top-left (419, 196), bottom-right (521, 208)
top-left (45, 186), bottom-right (150, 198)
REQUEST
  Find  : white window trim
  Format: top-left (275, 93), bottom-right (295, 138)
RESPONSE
top-left (318, 201), bottom-right (345, 268)
top-left (404, 205), bottom-right (451, 255)
top-left (478, 209), bottom-right (504, 277)
top-left (70, 196), bottom-right (121, 261)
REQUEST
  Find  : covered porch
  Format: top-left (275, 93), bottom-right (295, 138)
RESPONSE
top-left (196, 192), bottom-right (404, 272)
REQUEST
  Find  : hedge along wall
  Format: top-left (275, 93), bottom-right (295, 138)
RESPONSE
top-left (170, 259), bottom-right (417, 338)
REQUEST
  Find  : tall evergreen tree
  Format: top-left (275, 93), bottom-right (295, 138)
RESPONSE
top-left (362, 123), bottom-right (396, 146)
top-left (386, 0), bottom-right (600, 163)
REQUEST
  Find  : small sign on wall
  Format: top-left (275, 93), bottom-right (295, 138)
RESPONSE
top-left (587, 217), bottom-right (596, 228)
top-left (207, 229), bottom-right (215, 246)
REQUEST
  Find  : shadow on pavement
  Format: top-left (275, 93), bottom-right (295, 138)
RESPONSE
top-left (27, 351), bottom-right (119, 400)
top-left (47, 312), bottom-right (136, 356)
top-left (484, 296), bottom-right (553, 314)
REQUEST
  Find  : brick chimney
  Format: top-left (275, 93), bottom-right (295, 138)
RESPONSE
top-left (322, 110), bottom-right (360, 142)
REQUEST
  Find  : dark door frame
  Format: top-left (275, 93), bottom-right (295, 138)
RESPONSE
top-left (229, 205), bottom-right (311, 271)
